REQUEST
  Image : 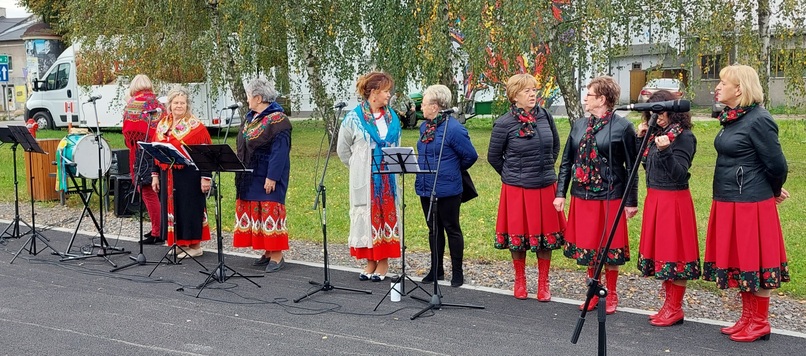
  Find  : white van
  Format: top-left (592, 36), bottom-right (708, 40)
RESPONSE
top-left (25, 45), bottom-right (237, 130)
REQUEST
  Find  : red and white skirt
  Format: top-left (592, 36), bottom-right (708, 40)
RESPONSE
top-left (494, 183), bottom-right (566, 252)
top-left (233, 199), bottom-right (289, 251)
top-left (637, 188), bottom-right (701, 280)
top-left (563, 197), bottom-right (630, 266)
top-left (350, 176), bottom-right (401, 261)
top-left (703, 198), bottom-right (789, 292)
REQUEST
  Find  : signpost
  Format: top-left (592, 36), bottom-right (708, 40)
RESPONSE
top-left (1, 54), bottom-right (9, 119)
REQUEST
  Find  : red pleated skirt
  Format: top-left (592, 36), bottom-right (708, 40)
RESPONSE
top-left (494, 183), bottom-right (566, 252)
top-left (703, 198), bottom-right (790, 292)
top-left (563, 197), bottom-right (630, 266)
top-left (233, 199), bottom-right (289, 251)
top-left (637, 188), bottom-right (701, 280)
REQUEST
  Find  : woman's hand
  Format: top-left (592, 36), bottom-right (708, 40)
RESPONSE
top-left (553, 197), bottom-right (565, 212)
top-left (201, 178), bottom-right (212, 194)
top-left (624, 207), bottom-right (638, 219)
top-left (655, 135), bottom-right (671, 151)
top-left (776, 187), bottom-right (790, 204)
top-left (637, 122), bottom-right (649, 138)
top-left (151, 176), bottom-right (159, 194)
top-left (264, 178), bottom-right (276, 194)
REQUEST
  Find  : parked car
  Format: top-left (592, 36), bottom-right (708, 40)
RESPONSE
top-left (711, 91), bottom-right (726, 118)
top-left (637, 78), bottom-right (685, 103)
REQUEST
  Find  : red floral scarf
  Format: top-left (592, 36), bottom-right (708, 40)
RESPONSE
top-left (420, 113), bottom-right (447, 143)
top-left (511, 104), bottom-right (538, 137)
top-left (641, 122), bottom-right (683, 163)
top-left (718, 103), bottom-right (757, 125)
top-left (573, 112), bottom-right (611, 192)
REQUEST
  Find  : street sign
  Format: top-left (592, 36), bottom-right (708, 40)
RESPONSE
top-left (0, 64), bottom-right (8, 82)
top-left (0, 55), bottom-right (7, 64)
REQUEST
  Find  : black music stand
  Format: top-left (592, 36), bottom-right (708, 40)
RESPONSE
top-left (0, 127), bottom-right (32, 242)
top-left (139, 142), bottom-right (208, 276)
top-left (186, 143), bottom-right (262, 296)
top-left (295, 105), bottom-right (372, 303)
top-left (372, 147), bottom-right (433, 310)
top-left (9, 126), bottom-right (63, 263)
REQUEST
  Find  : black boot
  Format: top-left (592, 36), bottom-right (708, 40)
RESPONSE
top-left (422, 265), bottom-right (444, 283)
top-left (450, 259), bottom-right (463, 287)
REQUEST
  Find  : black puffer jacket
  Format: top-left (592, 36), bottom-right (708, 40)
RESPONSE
top-left (487, 107), bottom-right (560, 189)
top-left (556, 113), bottom-right (639, 207)
top-left (640, 129), bottom-right (696, 190)
top-left (713, 106), bottom-right (787, 202)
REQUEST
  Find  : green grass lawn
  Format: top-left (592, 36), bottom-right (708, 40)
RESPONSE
top-left (3, 118), bottom-right (804, 297)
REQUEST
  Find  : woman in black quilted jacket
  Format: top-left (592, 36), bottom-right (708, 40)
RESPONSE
top-left (488, 74), bottom-right (565, 301)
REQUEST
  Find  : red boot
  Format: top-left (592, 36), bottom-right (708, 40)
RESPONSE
top-left (650, 283), bottom-right (685, 326)
top-left (579, 267), bottom-right (598, 311)
top-left (513, 258), bottom-right (527, 299)
top-left (649, 280), bottom-right (671, 321)
top-left (730, 295), bottom-right (771, 342)
top-left (605, 269), bottom-right (619, 315)
top-left (537, 258), bottom-right (551, 302)
top-left (721, 292), bottom-right (752, 335)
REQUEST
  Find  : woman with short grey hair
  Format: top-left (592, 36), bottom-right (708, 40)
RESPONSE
top-left (246, 78), bottom-right (279, 104)
top-left (233, 79), bottom-right (292, 273)
top-left (415, 84), bottom-right (478, 287)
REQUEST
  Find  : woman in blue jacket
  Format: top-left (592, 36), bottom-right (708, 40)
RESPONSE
top-left (415, 84), bottom-right (478, 287)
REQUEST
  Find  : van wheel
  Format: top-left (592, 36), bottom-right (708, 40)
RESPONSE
top-left (33, 112), bottom-right (54, 130)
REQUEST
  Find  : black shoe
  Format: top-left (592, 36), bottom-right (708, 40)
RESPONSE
top-left (253, 255), bottom-right (271, 266)
top-left (265, 257), bottom-right (285, 273)
top-left (141, 233), bottom-right (163, 245)
top-left (421, 269), bottom-right (444, 283)
top-left (450, 271), bottom-right (464, 288)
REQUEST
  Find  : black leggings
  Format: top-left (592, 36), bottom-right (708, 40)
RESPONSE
top-left (419, 194), bottom-right (464, 265)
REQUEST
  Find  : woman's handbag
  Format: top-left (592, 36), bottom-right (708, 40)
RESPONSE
top-left (461, 170), bottom-right (478, 203)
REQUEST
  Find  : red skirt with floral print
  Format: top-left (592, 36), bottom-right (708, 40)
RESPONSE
top-left (350, 178), bottom-right (401, 261)
top-left (703, 198), bottom-right (789, 292)
top-left (494, 183), bottom-right (566, 252)
top-left (233, 199), bottom-right (289, 251)
top-left (563, 197), bottom-right (630, 266)
top-left (637, 188), bottom-right (701, 280)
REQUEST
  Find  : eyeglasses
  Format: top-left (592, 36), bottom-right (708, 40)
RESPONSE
top-left (586, 93), bottom-right (601, 98)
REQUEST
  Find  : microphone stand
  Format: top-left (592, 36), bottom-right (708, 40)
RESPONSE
top-left (411, 114), bottom-right (484, 320)
top-left (295, 105), bottom-right (372, 303)
top-left (570, 113), bottom-right (657, 356)
top-left (111, 110), bottom-right (160, 272)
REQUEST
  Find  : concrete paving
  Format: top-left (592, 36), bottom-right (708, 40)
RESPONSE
top-left (1, 222), bottom-right (804, 355)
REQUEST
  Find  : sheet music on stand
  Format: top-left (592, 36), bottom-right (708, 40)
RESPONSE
top-left (9, 126), bottom-right (45, 154)
top-left (185, 144), bottom-right (252, 173)
top-left (376, 147), bottom-right (434, 174)
top-left (138, 141), bottom-right (195, 168)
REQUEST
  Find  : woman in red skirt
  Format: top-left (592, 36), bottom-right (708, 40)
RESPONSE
top-left (554, 76), bottom-right (639, 314)
top-left (489, 74), bottom-right (565, 301)
top-left (233, 79), bottom-right (292, 273)
top-left (705, 64), bottom-right (790, 342)
top-left (635, 90), bottom-right (699, 327)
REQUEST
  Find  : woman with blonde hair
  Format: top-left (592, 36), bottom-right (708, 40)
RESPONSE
top-left (705, 64), bottom-right (789, 342)
top-left (337, 71), bottom-right (402, 281)
top-left (489, 74), bottom-right (564, 300)
top-left (151, 87), bottom-right (212, 258)
top-left (122, 74), bottom-right (164, 244)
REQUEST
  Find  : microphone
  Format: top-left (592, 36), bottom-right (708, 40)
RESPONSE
top-left (222, 102), bottom-right (242, 110)
top-left (86, 95), bottom-right (102, 103)
top-left (142, 108), bottom-right (162, 115)
top-left (440, 107), bottom-right (458, 115)
top-left (616, 100), bottom-right (690, 113)
top-left (333, 102), bottom-right (347, 109)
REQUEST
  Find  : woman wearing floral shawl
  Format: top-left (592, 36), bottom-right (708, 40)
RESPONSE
top-left (488, 74), bottom-right (564, 300)
top-left (122, 74), bottom-right (164, 245)
top-left (705, 64), bottom-right (789, 342)
top-left (337, 71), bottom-right (401, 282)
top-left (233, 79), bottom-right (292, 273)
top-left (554, 76), bottom-right (638, 315)
top-left (151, 87), bottom-right (212, 258)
